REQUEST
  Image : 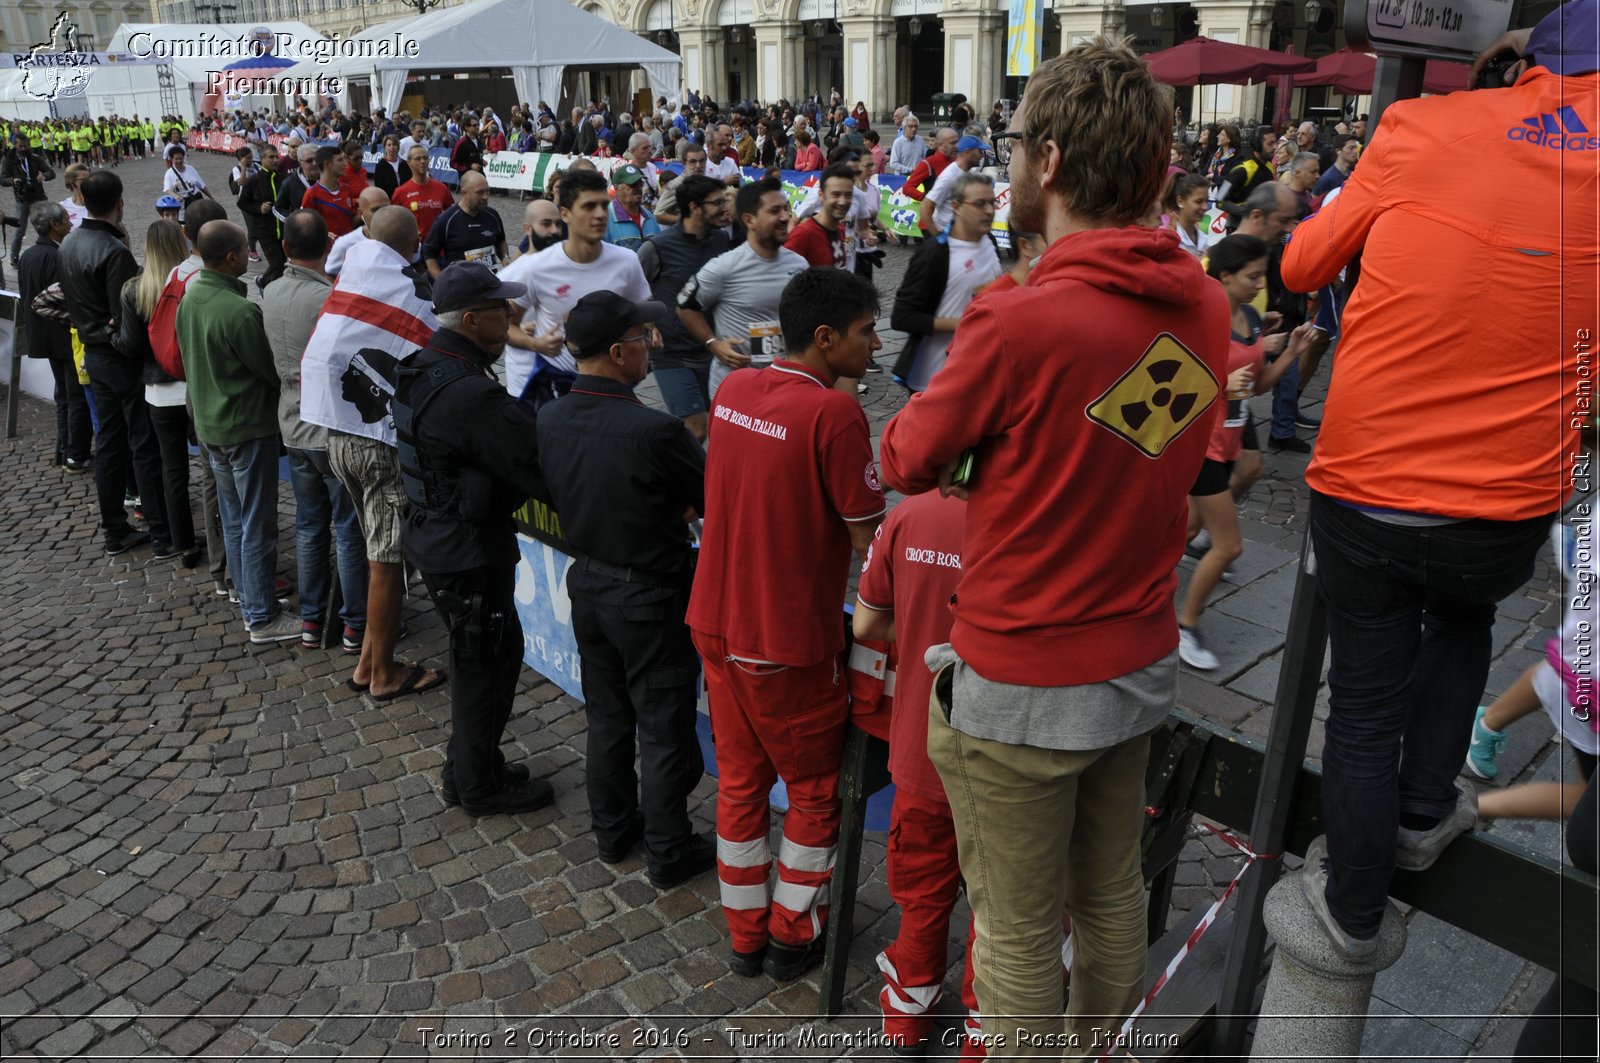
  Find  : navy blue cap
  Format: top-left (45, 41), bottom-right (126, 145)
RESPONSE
top-left (432, 262), bottom-right (526, 314)
top-left (1529, 0), bottom-right (1600, 76)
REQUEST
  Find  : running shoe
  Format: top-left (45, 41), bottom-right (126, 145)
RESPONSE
top-left (1464, 705), bottom-right (1507, 780)
top-left (1178, 625), bottom-right (1219, 670)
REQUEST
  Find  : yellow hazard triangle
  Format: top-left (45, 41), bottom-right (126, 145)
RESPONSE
top-left (1086, 334), bottom-right (1220, 459)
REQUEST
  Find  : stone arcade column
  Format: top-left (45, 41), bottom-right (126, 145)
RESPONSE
top-left (1051, 0), bottom-right (1125, 50)
top-left (840, 15), bottom-right (895, 119)
top-left (753, 19), bottom-right (804, 102)
top-left (940, 7), bottom-right (1004, 119)
top-left (1193, 0), bottom-right (1276, 121)
top-left (677, 25), bottom-right (723, 99)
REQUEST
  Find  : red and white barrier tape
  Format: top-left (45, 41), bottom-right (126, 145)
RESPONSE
top-left (1098, 822), bottom-right (1279, 1059)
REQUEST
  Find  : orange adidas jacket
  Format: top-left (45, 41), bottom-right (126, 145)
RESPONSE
top-left (1281, 68), bottom-right (1600, 520)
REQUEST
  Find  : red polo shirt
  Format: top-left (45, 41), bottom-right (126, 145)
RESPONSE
top-left (390, 180), bottom-right (455, 245)
top-left (687, 360), bottom-right (887, 666)
top-left (855, 491), bottom-right (965, 803)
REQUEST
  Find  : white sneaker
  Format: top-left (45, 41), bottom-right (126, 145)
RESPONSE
top-left (241, 599), bottom-right (293, 632)
top-left (248, 612), bottom-right (303, 644)
top-left (1178, 625), bottom-right (1219, 670)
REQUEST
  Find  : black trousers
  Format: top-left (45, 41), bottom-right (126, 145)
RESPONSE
top-left (147, 403), bottom-right (197, 552)
top-left (421, 564), bottom-right (522, 804)
top-left (571, 583), bottom-right (704, 872)
top-left (252, 221), bottom-right (286, 287)
top-left (45, 354), bottom-right (90, 464)
top-left (83, 348), bottom-right (169, 547)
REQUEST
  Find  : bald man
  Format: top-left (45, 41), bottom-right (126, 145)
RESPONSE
top-left (519, 197), bottom-right (561, 257)
top-left (327, 185), bottom-right (391, 277)
top-left (423, 170), bottom-right (507, 277)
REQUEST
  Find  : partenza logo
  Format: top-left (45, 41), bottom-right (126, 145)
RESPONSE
top-left (1507, 106), bottom-right (1600, 151)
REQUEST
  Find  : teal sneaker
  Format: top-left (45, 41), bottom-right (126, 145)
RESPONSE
top-left (1465, 705), bottom-right (1507, 780)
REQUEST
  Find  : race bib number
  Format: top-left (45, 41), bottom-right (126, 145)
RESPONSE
top-left (748, 322), bottom-right (784, 365)
top-left (463, 245), bottom-right (498, 271)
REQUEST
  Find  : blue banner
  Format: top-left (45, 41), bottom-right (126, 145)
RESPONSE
top-left (361, 145), bottom-right (459, 188)
top-left (1006, 0), bottom-right (1046, 77)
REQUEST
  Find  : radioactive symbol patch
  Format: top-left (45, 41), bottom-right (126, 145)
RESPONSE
top-left (1085, 334), bottom-right (1220, 458)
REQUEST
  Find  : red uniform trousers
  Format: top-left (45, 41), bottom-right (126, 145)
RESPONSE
top-left (693, 631), bottom-right (848, 954)
top-left (880, 788), bottom-right (984, 1052)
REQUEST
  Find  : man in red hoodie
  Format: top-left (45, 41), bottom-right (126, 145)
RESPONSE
top-left (879, 40), bottom-right (1229, 1055)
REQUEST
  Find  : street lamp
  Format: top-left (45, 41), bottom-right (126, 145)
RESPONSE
top-left (1304, 0), bottom-right (1323, 23)
top-left (194, 1), bottom-right (237, 21)
top-left (1150, 4), bottom-right (1165, 26)
top-left (908, 15), bottom-right (921, 36)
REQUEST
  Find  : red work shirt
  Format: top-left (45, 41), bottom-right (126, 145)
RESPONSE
top-left (301, 181), bottom-right (357, 237)
top-left (687, 360), bottom-right (887, 666)
top-left (855, 491), bottom-right (965, 803)
top-left (391, 180), bottom-right (455, 245)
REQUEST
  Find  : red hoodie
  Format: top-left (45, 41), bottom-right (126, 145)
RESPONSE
top-left (880, 226), bottom-right (1230, 687)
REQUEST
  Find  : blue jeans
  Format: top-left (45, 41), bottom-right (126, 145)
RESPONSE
top-left (287, 447), bottom-right (367, 630)
top-left (1268, 355), bottom-right (1300, 439)
top-left (1308, 491), bottom-right (1552, 938)
top-left (205, 436), bottom-right (282, 629)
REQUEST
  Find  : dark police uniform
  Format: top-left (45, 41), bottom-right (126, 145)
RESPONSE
top-left (394, 318), bottom-right (547, 813)
top-left (537, 328), bottom-right (709, 883)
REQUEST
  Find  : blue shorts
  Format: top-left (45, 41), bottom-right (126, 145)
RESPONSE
top-left (655, 365), bottom-right (710, 418)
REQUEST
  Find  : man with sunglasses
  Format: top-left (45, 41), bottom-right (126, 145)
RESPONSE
top-left (536, 291), bottom-right (714, 890)
top-left (393, 262), bottom-right (555, 817)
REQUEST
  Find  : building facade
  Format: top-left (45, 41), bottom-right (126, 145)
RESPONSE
top-left (134, 0), bottom-right (1348, 122)
top-left (0, 0), bottom-right (152, 55)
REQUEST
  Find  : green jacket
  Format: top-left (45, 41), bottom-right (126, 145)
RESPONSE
top-left (175, 268), bottom-right (279, 446)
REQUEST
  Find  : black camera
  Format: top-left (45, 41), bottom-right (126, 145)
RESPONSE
top-left (1474, 53), bottom-right (1523, 89)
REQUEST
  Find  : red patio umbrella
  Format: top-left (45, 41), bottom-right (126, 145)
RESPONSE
top-left (1293, 47), bottom-right (1471, 95)
top-left (1144, 37), bottom-right (1317, 87)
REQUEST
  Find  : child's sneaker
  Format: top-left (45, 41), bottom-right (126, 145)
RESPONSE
top-left (1465, 705), bottom-right (1507, 780)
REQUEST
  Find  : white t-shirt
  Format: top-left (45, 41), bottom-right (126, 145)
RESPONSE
top-left (163, 164), bottom-right (206, 222)
top-left (907, 237), bottom-right (1002, 393)
top-left (500, 241), bottom-right (651, 396)
top-left (708, 156), bottom-right (741, 184)
top-left (59, 196), bottom-right (85, 229)
top-left (398, 135), bottom-right (422, 159)
top-left (1176, 220), bottom-right (1212, 259)
top-left (924, 160), bottom-right (969, 235)
top-left (677, 242), bottom-right (808, 398)
top-left (325, 226), bottom-right (368, 277)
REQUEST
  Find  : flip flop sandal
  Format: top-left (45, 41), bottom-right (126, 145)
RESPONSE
top-left (370, 664), bottom-right (447, 703)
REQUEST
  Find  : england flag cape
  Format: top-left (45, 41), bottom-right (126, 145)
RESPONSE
top-left (299, 239), bottom-right (437, 445)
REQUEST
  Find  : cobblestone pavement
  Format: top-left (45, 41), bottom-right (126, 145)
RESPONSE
top-left (0, 151), bottom-right (1574, 1059)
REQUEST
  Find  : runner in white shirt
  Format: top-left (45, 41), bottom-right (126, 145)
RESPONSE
top-left (501, 168), bottom-right (650, 400)
top-left (920, 135), bottom-right (985, 236)
top-left (898, 171), bottom-right (1003, 392)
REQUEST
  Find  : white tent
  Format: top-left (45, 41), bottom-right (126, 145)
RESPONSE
top-left (279, 0), bottom-right (680, 118)
top-left (8, 22), bottom-right (330, 120)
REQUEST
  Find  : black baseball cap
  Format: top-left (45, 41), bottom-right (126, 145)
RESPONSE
top-left (432, 262), bottom-right (527, 314)
top-left (564, 291), bottom-right (669, 358)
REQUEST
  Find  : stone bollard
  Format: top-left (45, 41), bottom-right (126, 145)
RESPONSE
top-left (1249, 872), bottom-right (1408, 1062)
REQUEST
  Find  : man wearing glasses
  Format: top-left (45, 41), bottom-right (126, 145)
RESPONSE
top-left (881, 40), bottom-right (1229, 1054)
top-left (888, 171), bottom-right (1002, 392)
top-left (393, 262), bottom-right (556, 817)
top-left (536, 292), bottom-right (714, 891)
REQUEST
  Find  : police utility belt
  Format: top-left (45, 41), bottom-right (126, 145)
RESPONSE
top-left (573, 553), bottom-right (692, 590)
